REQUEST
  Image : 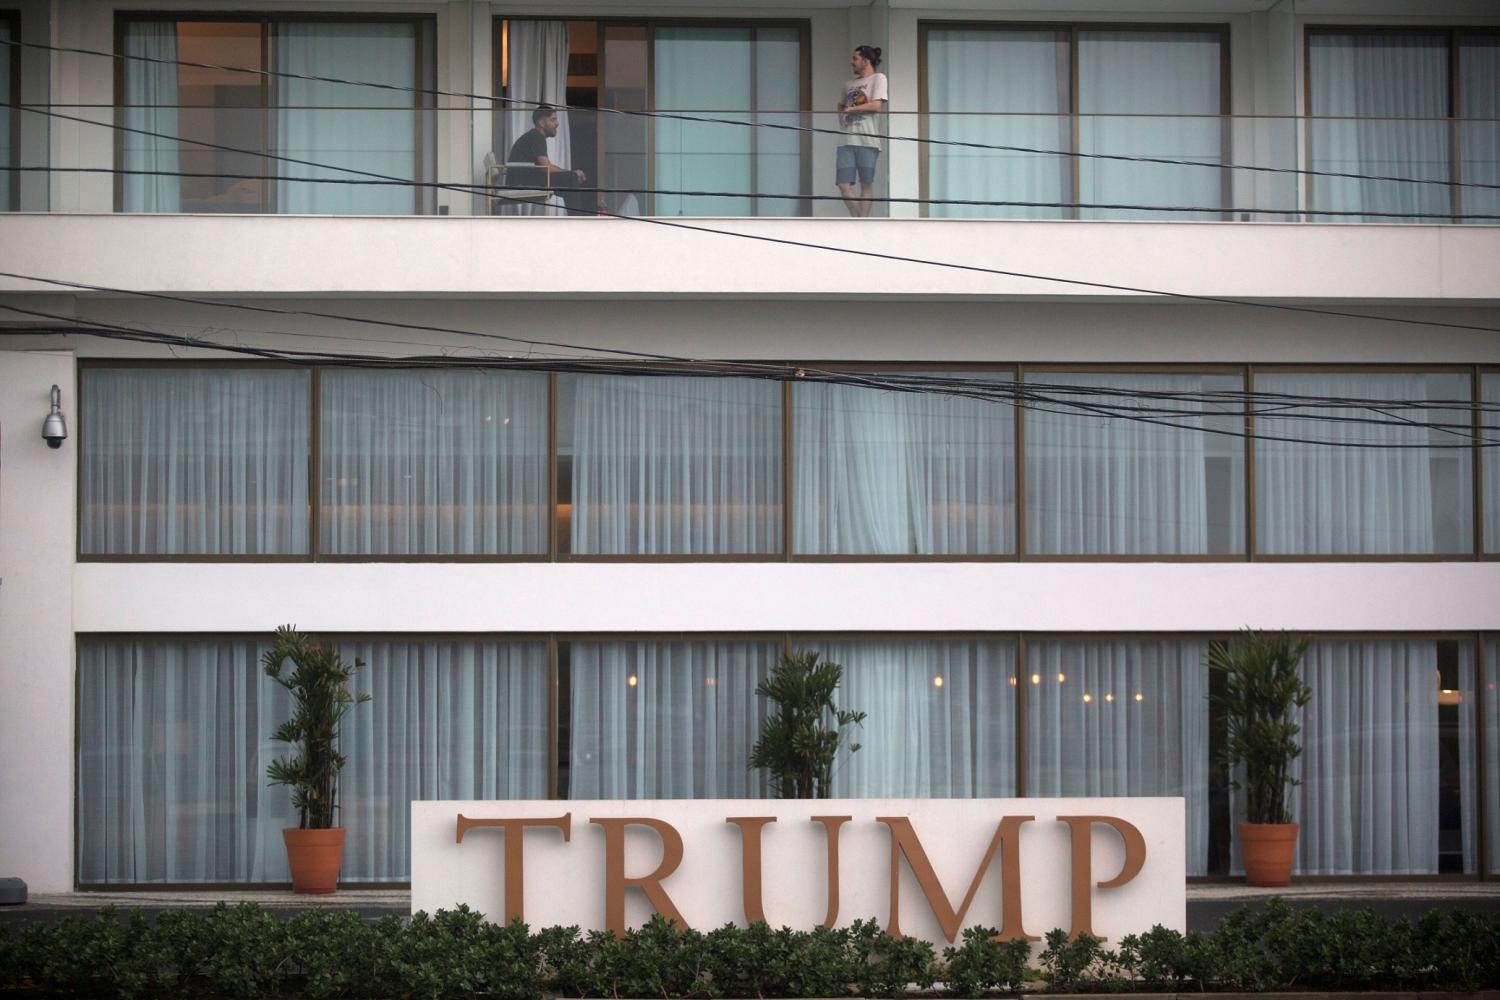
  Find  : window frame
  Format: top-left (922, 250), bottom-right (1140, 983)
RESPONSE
top-left (1, 9), bottom-right (19, 211)
top-left (916, 19), bottom-right (1233, 221)
top-left (73, 628), bottom-right (1495, 887)
top-left (1302, 25), bottom-right (1500, 223)
top-left (76, 360), bottom-right (1494, 564)
top-left (493, 15), bottom-right (813, 218)
top-left (112, 11), bottom-right (436, 215)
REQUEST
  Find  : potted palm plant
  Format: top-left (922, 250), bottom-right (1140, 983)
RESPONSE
top-left (263, 625), bottom-right (371, 894)
top-left (1207, 629), bottom-right (1312, 887)
top-left (749, 650), bottom-right (866, 799)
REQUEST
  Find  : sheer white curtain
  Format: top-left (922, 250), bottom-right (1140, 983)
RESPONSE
top-left (78, 638), bottom-right (548, 884)
top-left (1290, 641), bottom-right (1440, 874)
top-left (1026, 640), bottom-right (1209, 876)
top-left (566, 374), bottom-right (783, 554)
top-left (794, 379), bottom-right (1013, 554)
top-left (1486, 642), bottom-right (1500, 874)
top-left (277, 22), bottom-right (417, 214)
top-left (122, 21), bottom-right (182, 213)
top-left (812, 640), bottom-right (1015, 798)
top-left (1309, 33), bottom-right (1451, 222)
top-left (925, 29), bottom-right (1070, 220)
top-left (567, 640), bottom-right (776, 799)
top-left (1078, 31), bottom-right (1223, 221)
top-left (0, 21), bottom-right (11, 210)
top-left (1254, 372), bottom-right (1471, 555)
top-left (506, 18), bottom-right (572, 215)
top-left (1457, 643), bottom-right (1478, 874)
top-left (1485, 375), bottom-right (1500, 554)
top-left (78, 639), bottom-right (290, 884)
top-left (1025, 373), bottom-right (1241, 555)
top-left (1460, 37), bottom-right (1499, 223)
top-left (319, 370), bottom-right (549, 555)
top-left (80, 368), bottom-right (309, 555)
top-left (337, 640), bottom-right (550, 881)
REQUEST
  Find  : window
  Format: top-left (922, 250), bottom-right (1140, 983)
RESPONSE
top-left (923, 24), bottom-right (1226, 220)
top-left (1307, 29), bottom-right (1500, 223)
top-left (793, 373), bottom-right (1015, 555)
top-left (1285, 638), bottom-right (1477, 875)
top-left (809, 639), bottom-right (1017, 797)
top-left (77, 636), bottom-right (548, 884)
top-left (1253, 371), bottom-right (1473, 555)
top-left (496, 19), bottom-right (808, 217)
top-left (1023, 371), bottom-right (1245, 555)
top-left (80, 367), bottom-right (311, 556)
top-left (118, 16), bottom-right (433, 214)
top-left (1, 13), bottom-right (16, 211)
top-left (561, 639), bottom-right (777, 799)
top-left (1485, 639), bottom-right (1499, 874)
top-left (1026, 639), bottom-right (1210, 875)
top-left (319, 370), bottom-right (549, 556)
top-left (557, 373), bottom-right (784, 555)
top-left (1484, 373), bottom-right (1500, 555)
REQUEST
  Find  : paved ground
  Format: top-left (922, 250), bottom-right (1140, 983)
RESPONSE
top-left (2, 883), bottom-right (1497, 930)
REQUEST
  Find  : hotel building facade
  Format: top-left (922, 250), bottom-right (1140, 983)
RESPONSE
top-left (0, 0), bottom-right (1498, 893)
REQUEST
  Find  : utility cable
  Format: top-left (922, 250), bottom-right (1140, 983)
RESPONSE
top-left (7, 166), bottom-right (1500, 220)
top-left (3, 306), bottom-right (1496, 450)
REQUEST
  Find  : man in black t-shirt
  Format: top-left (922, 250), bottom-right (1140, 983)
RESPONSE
top-left (505, 105), bottom-right (585, 212)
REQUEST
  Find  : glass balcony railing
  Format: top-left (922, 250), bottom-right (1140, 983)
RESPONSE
top-left (8, 104), bottom-right (1498, 223)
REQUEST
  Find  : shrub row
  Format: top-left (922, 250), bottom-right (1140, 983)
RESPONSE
top-left (1, 898), bottom-right (1498, 1000)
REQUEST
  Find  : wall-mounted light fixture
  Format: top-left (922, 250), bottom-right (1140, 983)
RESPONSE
top-left (41, 385), bottom-right (67, 450)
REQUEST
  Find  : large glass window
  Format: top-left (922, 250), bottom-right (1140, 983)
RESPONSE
top-left (497, 20), bottom-right (807, 217)
top-left (562, 639), bottom-right (777, 799)
top-left (925, 25), bottom-right (1224, 220)
top-left (80, 367), bottom-right (310, 556)
top-left (1, 16), bottom-right (14, 211)
top-left (1485, 639), bottom-right (1499, 874)
top-left (77, 637), bottom-right (547, 884)
top-left (1460, 36), bottom-right (1500, 223)
top-left (558, 374), bottom-right (783, 555)
top-left (1286, 639), bottom-right (1476, 875)
top-left (120, 17), bottom-right (431, 214)
top-left (1308, 30), bottom-right (1499, 223)
top-left (1254, 371), bottom-right (1473, 555)
top-left (1026, 639), bottom-right (1210, 874)
top-left (319, 370), bottom-right (549, 556)
top-left (1024, 372), bottom-right (1244, 555)
top-left (1484, 373), bottom-right (1500, 554)
top-left (793, 375), bottom-right (1014, 555)
top-left (809, 639), bottom-right (1017, 797)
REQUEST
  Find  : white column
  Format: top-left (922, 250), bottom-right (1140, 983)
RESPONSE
top-left (0, 349), bottom-right (77, 892)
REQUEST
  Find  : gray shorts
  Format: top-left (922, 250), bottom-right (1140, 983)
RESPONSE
top-left (836, 145), bottom-right (880, 185)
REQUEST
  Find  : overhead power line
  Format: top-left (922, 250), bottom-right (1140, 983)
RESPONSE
top-left (5, 36), bottom-right (1500, 192)
top-left (7, 166), bottom-right (1500, 220)
top-left (2, 304), bottom-right (1497, 451)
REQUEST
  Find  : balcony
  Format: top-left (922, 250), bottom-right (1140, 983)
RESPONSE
top-left (10, 105), bottom-right (1500, 224)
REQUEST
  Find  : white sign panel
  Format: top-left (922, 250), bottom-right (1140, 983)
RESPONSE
top-left (412, 798), bottom-right (1184, 944)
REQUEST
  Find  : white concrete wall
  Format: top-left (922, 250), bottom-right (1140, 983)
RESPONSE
top-left (1, 215), bottom-right (1496, 300)
top-left (73, 561), bottom-right (1500, 636)
top-left (0, 350), bottom-right (76, 893)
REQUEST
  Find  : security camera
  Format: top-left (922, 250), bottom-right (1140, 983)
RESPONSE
top-left (41, 385), bottom-right (67, 449)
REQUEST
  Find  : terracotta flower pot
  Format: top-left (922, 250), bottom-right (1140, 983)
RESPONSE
top-left (1238, 821), bottom-right (1298, 887)
top-left (283, 827), bottom-right (346, 894)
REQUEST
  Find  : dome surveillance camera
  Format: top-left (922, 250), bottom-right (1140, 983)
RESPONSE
top-left (41, 385), bottom-right (67, 449)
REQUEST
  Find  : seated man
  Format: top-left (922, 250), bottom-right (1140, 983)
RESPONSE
top-left (506, 105), bottom-right (586, 213)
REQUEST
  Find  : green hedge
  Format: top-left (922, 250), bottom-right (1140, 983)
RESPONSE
top-left (1, 898), bottom-right (1497, 999)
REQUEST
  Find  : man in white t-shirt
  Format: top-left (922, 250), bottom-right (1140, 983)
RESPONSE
top-left (837, 45), bottom-right (888, 217)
